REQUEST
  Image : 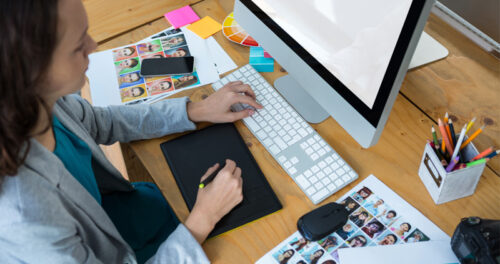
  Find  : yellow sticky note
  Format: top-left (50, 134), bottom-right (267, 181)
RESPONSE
top-left (187, 16), bottom-right (222, 39)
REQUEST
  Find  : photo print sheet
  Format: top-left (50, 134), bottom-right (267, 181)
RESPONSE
top-left (255, 175), bottom-right (450, 264)
top-left (87, 27), bottom-right (219, 106)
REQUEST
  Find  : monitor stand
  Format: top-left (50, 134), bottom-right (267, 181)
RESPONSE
top-left (274, 31), bottom-right (448, 124)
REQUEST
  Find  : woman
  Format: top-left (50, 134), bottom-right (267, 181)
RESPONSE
top-left (319, 235), bottom-right (338, 251)
top-left (309, 249), bottom-right (324, 264)
top-left (147, 80), bottom-right (173, 95)
top-left (113, 46), bottom-right (136, 60)
top-left (120, 86), bottom-right (146, 102)
top-left (290, 237), bottom-right (309, 252)
top-left (137, 42), bottom-right (161, 55)
top-left (119, 72), bottom-right (142, 88)
top-left (349, 210), bottom-right (370, 227)
top-left (361, 221), bottom-right (384, 238)
top-left (378, 210), bottom-right (397, 225)
top-left (165, 47), bottom-right (189, 57)
top-left (0, 0), bottom-right (262, 263)
top-left (116, 58), bottom-right (140, 74)
top-left (277, 249), bottom-right (295, 264)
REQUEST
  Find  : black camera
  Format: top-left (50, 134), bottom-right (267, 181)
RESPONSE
top-left (451, 217), bottom-right (500, 264)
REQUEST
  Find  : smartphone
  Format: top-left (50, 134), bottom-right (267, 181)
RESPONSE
top-left (140, 57), bottom-right (194, 76)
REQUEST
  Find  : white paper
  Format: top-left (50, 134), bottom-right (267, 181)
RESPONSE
top-left (206, 37), bottom-right (238, 75)
top-left (339, 240), bottom-right (459, 264)
top-left (255, 175), bottom-right (450, 264)
top-left (86, 28), bottom-right (219, 106)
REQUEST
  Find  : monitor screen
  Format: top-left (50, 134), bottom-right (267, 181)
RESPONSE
top-left (251, 0), bottom-right (413, 109)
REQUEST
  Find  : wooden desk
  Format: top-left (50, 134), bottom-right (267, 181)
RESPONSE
top-left (84, 0), bottom-right (500, 263)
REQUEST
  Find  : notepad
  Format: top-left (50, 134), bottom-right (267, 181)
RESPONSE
top-left (187, 16), bottom-right (222, 39)
top-left (164, 6), bottom-right (200, 29)
top-left (160, 123), bottom-right (282, 238)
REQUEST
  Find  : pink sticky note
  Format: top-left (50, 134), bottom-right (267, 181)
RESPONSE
top-left (164, 6), bottom-right (200, 29)
top-left (263, 50), bottom-right (272, 58)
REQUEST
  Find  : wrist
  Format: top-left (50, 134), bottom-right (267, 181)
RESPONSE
top-left (185, 207), bottom-right (216, 244)
top-left (186, 101), bottom-right (205, 123)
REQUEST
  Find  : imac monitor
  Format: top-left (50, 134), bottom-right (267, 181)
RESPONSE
top-left (234, 0), bottom-right (436, 148)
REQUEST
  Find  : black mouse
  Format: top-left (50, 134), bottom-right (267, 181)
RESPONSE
top-left (297, 202), bottom-right (349, 241)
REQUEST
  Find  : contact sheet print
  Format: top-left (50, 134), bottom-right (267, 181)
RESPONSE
top-left (87, 27), bottom-right (219, 106)
top-left (256, 175), bottom-right (450, 264)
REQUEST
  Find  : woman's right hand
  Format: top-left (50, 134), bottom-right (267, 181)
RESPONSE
top-left (184, 159), bottom-right (243, 243)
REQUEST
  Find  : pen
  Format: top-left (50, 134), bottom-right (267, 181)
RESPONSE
top-left (460, 125), bottom-right (486, 150)
top-left (448, 119), bottom-right (456, 147)
top-left (446, 156), bottom-right (460, 172)
top-left (469, 147), bottom-right (493, 162)
top-left (199, 162), bottom-right (225, 188)
top-left (444, 113), bottom-right (453, 146)
top-left (466, 158), bottom-right (488, 168)
top-left (451, 125), bottom-right (467, 161)
top-left (465, 117), bottom-right (476, 134)
top-left (438, 119), bottom-right (454, 156)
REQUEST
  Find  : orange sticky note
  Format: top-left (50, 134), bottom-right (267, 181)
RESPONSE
top-left (187, 16), bottom-right (222, 39)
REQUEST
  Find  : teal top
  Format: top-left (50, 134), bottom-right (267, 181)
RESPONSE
top-left (53, 116), bottom-right (102, 204)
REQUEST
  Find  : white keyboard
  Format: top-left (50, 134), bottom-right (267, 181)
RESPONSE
top-left (212, 64), bottom-right (358, 204)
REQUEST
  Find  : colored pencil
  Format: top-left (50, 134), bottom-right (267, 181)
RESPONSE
top-left (465, 117), bottom-right (476, 134)
top-left (438, 119), bottom-right (454, 156)
top-left (446, 156), bottom-right (460, 172)
top-left (469, 147), bottom-right (494, 162)
top-left (431, 126), bottom-right (439, 147)
top-left (460, 125), bottom-right (486, 150)
top-left (444, 116), bottom-right (453, 147)
top-left (428, 140), bottom-right (447, 166)
top-left (453, 163), bottom-right (467, 171)
top-left (451, 125), bottom-right (467, 161)
top-left (448, 119), bottom-right (456, 147)
top-left (466, 158), bottom-right (488, 168)
top-left (485, 150), bottom-right (499, 159)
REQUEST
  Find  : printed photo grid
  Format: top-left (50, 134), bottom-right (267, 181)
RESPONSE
top-left (264, 185), bottom-right (431, 264)
top-left (111, 29), bottom-right (200, 105)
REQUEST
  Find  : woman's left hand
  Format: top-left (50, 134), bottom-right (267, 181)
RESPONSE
top-left (186, 81), bottom-right (263, 123)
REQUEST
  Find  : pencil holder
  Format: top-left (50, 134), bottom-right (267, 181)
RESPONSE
top-left (418, 139), bottom-right (485, 204)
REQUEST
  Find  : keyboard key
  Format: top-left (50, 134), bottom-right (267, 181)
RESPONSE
top-left (274, 137), bottom-right (287, 150)
top-left (244, 117), bottom-right (260, 131)
top-left (314, 135), bottom-right (321, 141)
top-left (324, 167), bottom-right (332, 174)
top-left (338, 159), bottom-right (345, 166)
top-left (317, 171), bottom-right (325, 178)
top-left (342, 174), bottom-right (351, 182)
top-left (269, 131), bottom-right (277, 138)
top-left (284, 161), bottom-right (292, 168)
top-left (233, 71), bottom-right (242, 78)
top-left (319, 140), bottom-right (326, 146)
top-left (263, 138), bottom-right (273, 146)
top-left (283, 135), bottom-right (291, 142)
top-left (332, 153), bottom-right (340, 160)
top-left (330, 162), bottom-right (340, 171)
top-left (318, 149), bottom-right (326, 156)
top-left (321, 177), bottom-right (330, 185)
top-left (305, 148), bottom-right (314, 155)
top-left (298, 128), bottom-right (308, 137)
top-left (307, 138), bottom-right (315, 145)
top-left (312, 144), bottom-right (321, 151)
top-left (278, 130), bottom-right (286, 137)
top-left (296, 175), bottom-right (310, 189)
top-left (325, 157), bottom-right (334, 164)
top-left (290, 157), bottom-right (299, 164)
top-left (269, 145), bottom-right (280, 155)
top-left (289, 167), bottom-right (297, 174)
top-left (306, 186), bottom-right (316, 196)
top-left (312, 188), bottom-right (328, 202)
top-left (314, 182), bottom-right (323, 189)
top-left (278, 156), bottom-right (286, 163)
top-left (300, 142), bottom-right (308, 149)
top-left (310, 176), bottom-right (318, 183)
top-left (327, 184), bottom-right (336, 191)
top-left (318, 161), bottom-right (326, 169)
top-left (256, 130), bottom-right (267, 139)
top-left (212, 82), bottom-right (223, 90)
top-left (334, 178), bottom-right (343, 186)
top-left (311, 153), bottom-right (319, 161)
top-left (311, 166), bottom-right (319, 173)
top-left (336, 167), bottom-right (345, 175)
top-left (349, 171), bottom-right (357, 178)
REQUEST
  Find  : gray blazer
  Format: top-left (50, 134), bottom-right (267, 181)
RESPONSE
top-left (0, 95), bottom-right (210, 264)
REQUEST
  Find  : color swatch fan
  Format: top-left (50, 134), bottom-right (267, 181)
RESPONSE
top-left (222, 12), bottom-right (259, 47)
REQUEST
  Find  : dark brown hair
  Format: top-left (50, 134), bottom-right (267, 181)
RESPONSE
top-left (0, 0), bottom-right (59, 178)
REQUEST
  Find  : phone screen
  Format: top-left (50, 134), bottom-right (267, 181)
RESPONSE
top-left (140, 57), bottom-right (194, 76)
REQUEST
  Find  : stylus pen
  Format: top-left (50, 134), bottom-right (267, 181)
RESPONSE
top-left (199, 162), bottom-right (225, 189)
